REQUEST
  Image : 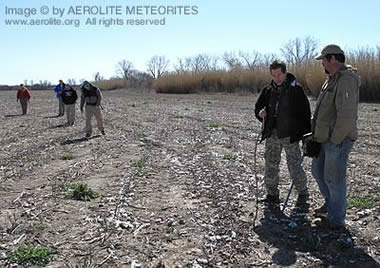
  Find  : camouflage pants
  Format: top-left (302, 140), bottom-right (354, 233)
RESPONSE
top-left (264, 129), bottom-right (307, 196)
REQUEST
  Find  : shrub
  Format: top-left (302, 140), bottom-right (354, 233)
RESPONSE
top-left (66, 184), bottom-right (98, 201)
top-left (8, 246), bottom-right (53, 266)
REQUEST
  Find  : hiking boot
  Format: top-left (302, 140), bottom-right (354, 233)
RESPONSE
top-left (314, 203), bottom-right (327, 215)
top-left (85, 133), bottom-right (91, 138)
top-left (315, 217), bottom-right (345, 231)
top-left (264, 194), bottom-right (280, 204)
top-left (101, 130), bottom-right (105, 135)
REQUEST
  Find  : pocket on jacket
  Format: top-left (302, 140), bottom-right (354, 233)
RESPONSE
top-left (314, 121), bottom-right (330, 143)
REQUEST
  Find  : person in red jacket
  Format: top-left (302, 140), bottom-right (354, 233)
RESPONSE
top-left (16, 84), bottom-right (31, 115)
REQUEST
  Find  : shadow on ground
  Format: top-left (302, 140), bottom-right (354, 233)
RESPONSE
top-left (4, 114), bottom-right (23, 117)
top-left (61, 135), bottom-right (102, 145)
top-left (44, 115), bottom-right (62, 118)
top-left (255, 204), bottom-right (379, 267)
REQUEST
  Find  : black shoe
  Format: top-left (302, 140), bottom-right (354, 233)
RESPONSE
top-left (314, 203), bottom-right (327, 215)
top-left (315, 217), bottom-right (345, 231)
top-left (85, 133), bottom-right (91, 138)
top-left (264, 194), bottom-right (280, 204)
top-left (101, 130), bottom-right (105, 135)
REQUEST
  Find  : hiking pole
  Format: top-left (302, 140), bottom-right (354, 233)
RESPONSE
top-left (281, 153), bottom-right (305, 213)
top-left (252, 117), bottom-right (265, 229)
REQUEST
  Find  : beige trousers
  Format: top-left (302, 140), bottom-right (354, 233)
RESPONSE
top-left (65, 104), bottom-right (75, 125)
top-left (85, 105), bottom-right (104, 135)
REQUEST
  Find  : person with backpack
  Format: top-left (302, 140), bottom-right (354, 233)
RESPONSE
top-left (80, 81), bottom-right (105, 138)
top-left (60, 84), bottom-right (78, 126)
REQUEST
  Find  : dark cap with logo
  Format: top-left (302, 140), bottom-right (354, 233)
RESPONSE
top-left (315, 44), bottom-right (344, 60)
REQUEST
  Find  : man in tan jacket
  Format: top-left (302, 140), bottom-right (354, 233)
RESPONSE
top-left (312, 44), bottom-right (360, 229)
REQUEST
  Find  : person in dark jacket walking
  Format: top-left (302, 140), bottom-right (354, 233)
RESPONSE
top-left (60, 84), bottom-right (78, 126)
top-left (255, 60), bottom-right (311, 206)
top-left (80, 81), bottom-right (105, 138)
top-left (16, 84), bottom-right (31, 115)
top-left (54, 80), bottom-right (65, 116)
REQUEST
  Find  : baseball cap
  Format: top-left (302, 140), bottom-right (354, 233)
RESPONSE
top-left (315, 44), bottom-right (344, 60)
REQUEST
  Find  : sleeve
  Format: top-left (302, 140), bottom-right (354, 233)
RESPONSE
top-left (73, 91), bottom-right (78, 102)
top-left (80, 93), bottom-right (85, 110)
top-left (297, 86), bottom-right (311, 135)
top-left (96, 89), bottom-right (103, 106)
top-left (330, 77), bottom-right (359, 144)
top-left (26, 89), bottom-right (31, 100)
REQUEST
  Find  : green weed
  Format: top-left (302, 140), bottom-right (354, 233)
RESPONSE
top-left (61, 153), bottom-right (74, 160)
top-left (66, 183), bottom-right (98, 201)
top-left (208, 122), bottom-right (221, 128)
top-left (347, 196), bottom-right (379, 209)
top-left (223, 153), bottom-right (237, 161)
top-left (8, 246), bottom-right (53, 266)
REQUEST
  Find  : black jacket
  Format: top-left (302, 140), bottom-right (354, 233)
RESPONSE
top-left (254, 73), bottom-right (311, 143)
top-left (60, 88), bottom-right (78, 105)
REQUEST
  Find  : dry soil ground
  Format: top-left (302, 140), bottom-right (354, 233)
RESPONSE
top-left (0, 89), bottom-right (379, 267)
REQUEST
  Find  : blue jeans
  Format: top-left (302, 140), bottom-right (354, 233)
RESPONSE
top-left (311, 138), bottom-right (354, 225)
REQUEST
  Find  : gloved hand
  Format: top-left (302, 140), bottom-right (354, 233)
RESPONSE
top-left (302, 133), bottom-right (321, 158)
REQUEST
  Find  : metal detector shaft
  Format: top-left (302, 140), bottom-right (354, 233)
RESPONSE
top-left (281, 153), bottom-right (305, 213)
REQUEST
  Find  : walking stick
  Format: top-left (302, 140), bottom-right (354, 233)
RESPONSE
top-left (281, 153), bottom-right (305, 213)
top-left (252, 118), bottom-right (264, 229)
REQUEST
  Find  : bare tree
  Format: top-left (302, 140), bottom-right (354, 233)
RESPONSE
top-left (94, 72), bottom-right (103, 81)
top-left (117, 60), bottom-right (134, 80)
top-left (208, 56), bottom-right (222, 71)
top-left (174, 58), bottom-right (190, 73)
top-left (222, 50), bottom-right (263, 70)
top-left (223, 52), bottom-right (243, 70)
top-left (67, 78), bottom-right (76, 85)
top-left (174, 54), bottom-right (211, 73)
top-left (147, 56), bottom-right (169, 79)
top-left (281, 36), bottom-right (319, 65)
top-left (189, 54), bottom-right (211, 73)
top-left (262, 53), bottom-right (278, 68)
top-left (238, 50), bottom-right (262, 70)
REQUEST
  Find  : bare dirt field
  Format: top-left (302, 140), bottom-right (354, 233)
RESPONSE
top-left (0, 89), bottom-right (379, 267)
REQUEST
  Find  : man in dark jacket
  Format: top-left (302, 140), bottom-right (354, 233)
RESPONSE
top-left (60, 84), bottom-right (78, 126)
top-left (80, 81), bottom-right (105, 138)
top-left (255, 60), bottom-right (311, 206)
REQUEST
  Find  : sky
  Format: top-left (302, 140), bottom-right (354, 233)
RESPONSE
top-left (0, 0), bottom-right (379, 85)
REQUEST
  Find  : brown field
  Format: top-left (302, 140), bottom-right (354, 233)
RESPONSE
top-left (0, 89), bottom-right (379, 267)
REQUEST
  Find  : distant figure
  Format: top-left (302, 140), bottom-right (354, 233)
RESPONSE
top-left (54, 80), bottom-right (65, 116)
top-left (60, 84), bottom-right (78, 126)
top-left (80, 81), bottom-right (105, 138)
top-left (16, 84), bottom-right (31, 115)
